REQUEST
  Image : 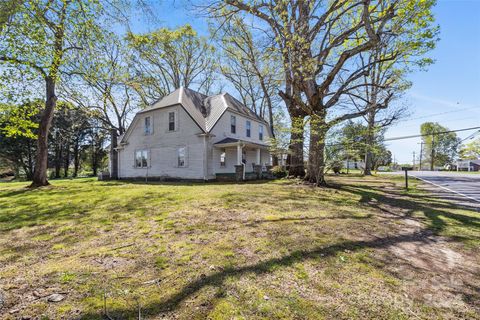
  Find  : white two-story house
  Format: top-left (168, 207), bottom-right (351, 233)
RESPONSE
top-left (114, 87), bottom-right (272, 181)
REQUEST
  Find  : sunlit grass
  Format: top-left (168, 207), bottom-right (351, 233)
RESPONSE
top-left (0, 176), bottom-right (478, 319)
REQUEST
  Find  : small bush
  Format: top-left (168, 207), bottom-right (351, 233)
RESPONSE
top-left (328, 160), bottom-right (343, 175)
top-left (271, 166), bottom-right (287, 178)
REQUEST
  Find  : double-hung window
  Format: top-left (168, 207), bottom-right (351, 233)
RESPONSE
top-left (220, 149), bottom-right (226, 167)
top-left (144, 116), bottom-right (152, 135)
top-left (259, 125), bottom-right (264, 141)
top-left (168, 112), bottom-right (176, 131)
top-left (135, 150), bottom-right (149, 168)
top-left (231, 115), bottom-right (236, 134)
top-left (177, 147), bottom-right (186, 167)
top-left (246, 120), bottom-right (251, 137)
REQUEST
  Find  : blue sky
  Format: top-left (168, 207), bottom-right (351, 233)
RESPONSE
top-left (135, 0), bottom-right (480, 164)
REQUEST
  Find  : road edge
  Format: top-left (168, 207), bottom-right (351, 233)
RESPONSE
top-left (410, 174), bottom-right (480, 204)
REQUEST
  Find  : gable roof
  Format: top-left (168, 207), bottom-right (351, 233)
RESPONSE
top-left (137, 87), bottom-right (268, 133)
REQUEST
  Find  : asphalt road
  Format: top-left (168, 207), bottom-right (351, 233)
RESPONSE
top-left (408, 171), bottom-right (480, 203)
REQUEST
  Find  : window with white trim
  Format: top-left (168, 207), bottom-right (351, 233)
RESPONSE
top-left (220, 149), bottom-right (226, 167)
top-left (246, 120), bottom-right (251, 137)
top-left (259, 125), bottom-right (264, 141)
top-left (135, 150), bottom-right (149, 168)
top-left (168, 112), bottom-right (175, 131)
top-left (177, 146), bottom-right (186, 167)
top-left (144, 116), bottom-right (152, 135)
top-left (231, 115), bottom-right (236, 134)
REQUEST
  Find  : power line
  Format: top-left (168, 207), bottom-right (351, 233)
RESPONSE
top-left (399, 106), bottom-right (479, 122)
top-left (326, 125), bottom-right (480, 148)
top-left (383, 126), bottom-right (480, 142)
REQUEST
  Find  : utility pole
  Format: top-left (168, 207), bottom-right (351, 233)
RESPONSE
top-left (430, 134), bottom-right (435, 171)
top-left (419, 142), bottom-right (423, 171)
top-left (412, 151), bottom-right (416, 169)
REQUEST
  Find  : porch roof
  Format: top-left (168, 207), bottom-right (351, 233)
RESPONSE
top-left (214, 137), bottom-right (269, 149)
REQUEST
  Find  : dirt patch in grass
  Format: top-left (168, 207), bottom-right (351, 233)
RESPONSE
top-left (0, 176), bottom-right (479, 319)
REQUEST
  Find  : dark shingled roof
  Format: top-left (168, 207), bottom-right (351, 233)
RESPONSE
top-left (138, 87), bottom-right (269, 132)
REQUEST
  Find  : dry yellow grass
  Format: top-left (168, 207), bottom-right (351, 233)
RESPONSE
top-left (0, 175), bottom-right (479, 319)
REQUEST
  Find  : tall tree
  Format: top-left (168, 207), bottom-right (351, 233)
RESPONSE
top-left (0, 101), bottom-right (40, 179)
top-left (126, 24), bottom-right (218, 105)
top-left (348, 6), bottom-right (437, 175)
top-left (0, 0), bottom-right (103, 187)
top-left (49, 101), bottom-right (90, 178)
top-left (63, 33), bottom-right (138, 136)
top-left (338, 121), bottom-right (391, 171)
top-left (459, 137), bottom-right (480, 160)
top-left (211, 0), bottom-right (436, 185)
top-left (217, 17), bottom-right (280, 132)
top-left (420, 122), bottom-right (460, 170)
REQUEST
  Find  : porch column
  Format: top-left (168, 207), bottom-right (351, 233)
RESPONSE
top-left (256, 148), bottom-right (261, 165)
top-left (237, 143), bottom-right (242, 165)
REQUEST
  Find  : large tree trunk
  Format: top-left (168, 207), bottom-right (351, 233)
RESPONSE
top-left (91, 136), bottom-right (98, 177)
top-left (306, 115), bottom-right (328, 186)
top-left (110, 129), bottom-right (118, 179)
top-left (26, 139), bottom-right (34, 180)
top-left (287, 113), bottom-right (306, 177)
top-left (364, 110), bottom-right (375, 176)
top-left (30, 77), bottom-right (57, 187)
top-left (54, 143), bottom-right (62, 179)
top-left (63, 142), bottom-right (70, 177)
top-left (73, 137), bottom-right (80, 177)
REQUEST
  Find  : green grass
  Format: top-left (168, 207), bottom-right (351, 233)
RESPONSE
top-left (0, 176), bottom-right (479, 319)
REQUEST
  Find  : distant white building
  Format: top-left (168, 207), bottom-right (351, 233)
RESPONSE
top-left (456, 159), bottom-right (480, 172)
top-left (343, 160), bottom-right (365, 170)
top-left (113, 87), bottom-right (272, 181)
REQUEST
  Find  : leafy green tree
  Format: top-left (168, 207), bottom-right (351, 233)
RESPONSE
top-left (339, 121), bottom-right (391, 170)
top-left (0, 101), bottom-right (41, 179)
top-left (49, 102), bottom-right (91, 178)
top-left (459, 137), bottom-right (480, 160)
top-left (0, 0), bottom-right (104, 187)
top-left (1, 100), bottom-right (99, 179)
top-left (0, 0), bottom-right (21, 30)
top-left (420, 122), bottom-right (461, 170)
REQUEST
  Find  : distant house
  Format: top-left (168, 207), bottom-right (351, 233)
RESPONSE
top-left (456, 159), bottom-right (480, 172)
top-left (342, 160), bottom-right (365, 170)
top-left (112, 87), bottom-right (272, 181)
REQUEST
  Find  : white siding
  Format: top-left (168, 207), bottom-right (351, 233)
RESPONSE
top-left (210, 111), bottom-right (270, 145)
top-left (118, 105), bottom-right (206, 179)
top-left (210, 110), bottom-right (271, 174)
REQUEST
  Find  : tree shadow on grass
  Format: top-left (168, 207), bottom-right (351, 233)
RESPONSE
top-left (244, 213), bottom-right (373, 226)
top-left (331, 182), bottom-right (480, 235)
top-left (0, 187), bottom-right (35, 198)
top-left (78, 229), bottom-right (436, 319)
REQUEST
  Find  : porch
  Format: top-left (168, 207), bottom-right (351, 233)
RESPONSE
top-left (213, 138), bottom-right (272, 181)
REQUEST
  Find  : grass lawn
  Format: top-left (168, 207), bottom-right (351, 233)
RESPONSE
top-left (0, 175), bottom-right (479, 319)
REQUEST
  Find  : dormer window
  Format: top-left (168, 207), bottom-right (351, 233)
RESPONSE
top-left (246, 120), bottom-right (251, 137)
top-left (259, 125), bottom-right (264, 141)
top-left (231, 115), bottom-right (236, 134)
top-left (144, 116), bottom-right (152, 135)
top-left (168, 112), bottom-right (175, 131)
